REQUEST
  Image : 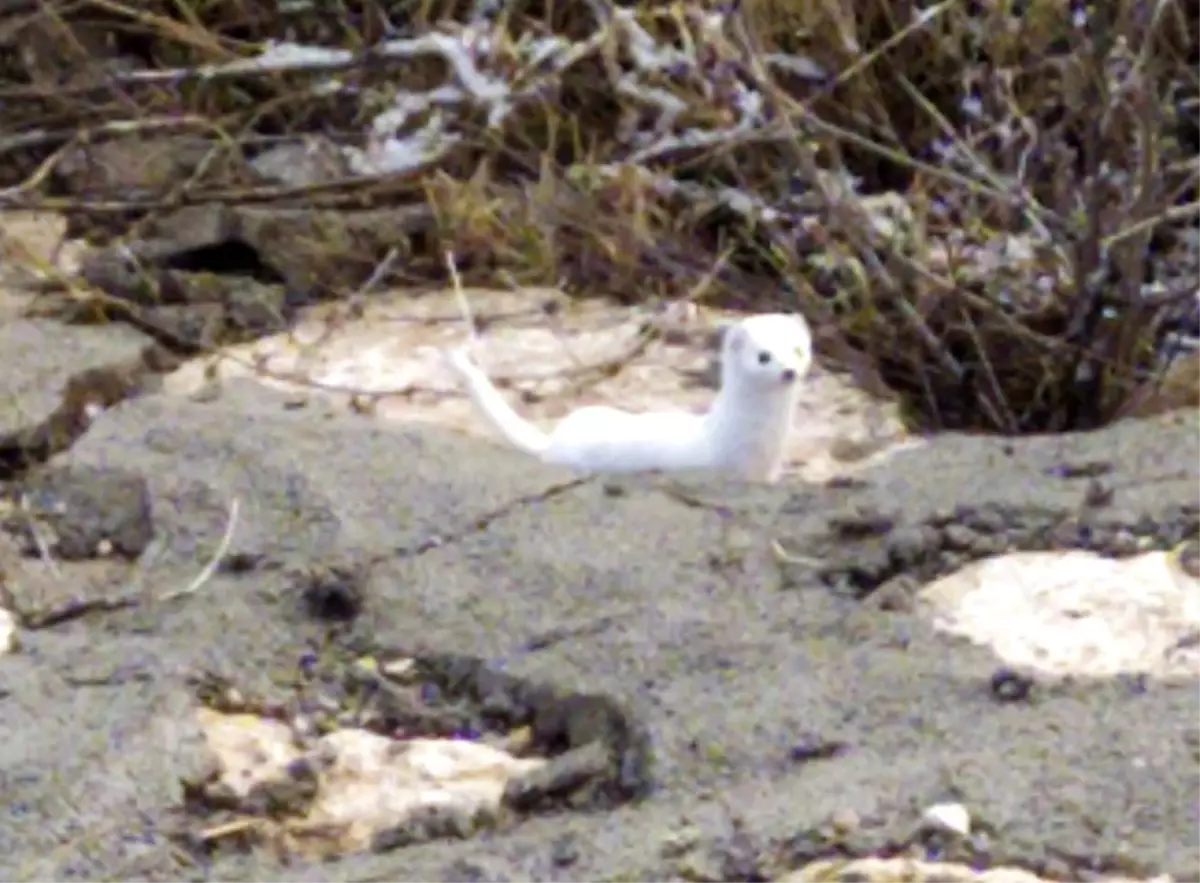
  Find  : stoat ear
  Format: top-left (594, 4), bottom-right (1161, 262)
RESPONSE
top-left (722, 324), bottom-right (745, 354)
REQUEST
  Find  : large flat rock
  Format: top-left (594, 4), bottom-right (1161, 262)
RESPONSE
top-left (0, 319), bottom-right (152, 435)
top-left (0, 381), bottom-right (1195, 881)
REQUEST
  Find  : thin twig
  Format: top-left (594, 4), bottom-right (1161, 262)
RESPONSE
top-left (118, 534), bottom-right (170, 598)
top-left (493, 268), bottom-right (660, 401)
top-left (0, 115), bottom-right (211, 157)
top-left (287, 246), bottom-right (403, 365)
top-left (17, 493), bottom-right (61, 578)
top-left (157, 498), bottom-right (240, 604)
top-left (357, 246), bottom-right (403, 299)
top-left (769, 539), bottom-right (823, 568)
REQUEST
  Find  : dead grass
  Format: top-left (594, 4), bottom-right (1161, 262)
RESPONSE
top-left (0, 0), bottom-right (1195, 432)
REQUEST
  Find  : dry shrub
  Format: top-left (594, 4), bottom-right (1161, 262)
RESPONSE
top-left (0, 0), bottom-right (1195, 432)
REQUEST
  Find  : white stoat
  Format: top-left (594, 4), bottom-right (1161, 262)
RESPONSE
top-left (445, 313), bottom-right (813, 483)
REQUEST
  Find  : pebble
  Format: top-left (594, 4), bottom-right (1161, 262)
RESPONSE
top-left (920, 801), bottom-right (971, 837)
top-left (990, 666), bottom-right (1035, 703)
top-left (828, 807), bottom-right (860, 835)
top-left (660, 823), bottom-right (702, 858)
top-left (0, 606), bottom-right (16, 655)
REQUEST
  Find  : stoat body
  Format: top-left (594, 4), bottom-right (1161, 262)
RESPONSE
top-left (446, 313), bottom-right (813, 483)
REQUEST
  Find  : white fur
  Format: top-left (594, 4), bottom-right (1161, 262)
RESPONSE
top-left (446, 313), bottom-right (813, 483)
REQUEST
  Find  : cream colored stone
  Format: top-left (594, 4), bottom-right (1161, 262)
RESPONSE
top-left (195, 706), bottom-right (546, 860)
top-left (919, 549), bottom-right (1200, 680)
top-left (920, 801), bottom-right (970, 837)
top-left (0, 606), bottom-right (16, 656)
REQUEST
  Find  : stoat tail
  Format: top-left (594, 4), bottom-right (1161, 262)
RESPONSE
top-left (446, 347), bottom-right (552, 457)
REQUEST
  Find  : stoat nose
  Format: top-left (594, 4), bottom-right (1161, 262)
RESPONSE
top-left (781, 368), bottom-right (798, 384)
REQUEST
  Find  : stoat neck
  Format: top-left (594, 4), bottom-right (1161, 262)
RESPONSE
top-left (705, 368), bottom-right (797, 444)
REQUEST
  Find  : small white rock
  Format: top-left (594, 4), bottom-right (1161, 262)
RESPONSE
top-left (380, 657), bottom-right (416, 678)
top-left (0, 606), bottom-right (18, 656)
top-left (921, 801), bottom-right (971, 837)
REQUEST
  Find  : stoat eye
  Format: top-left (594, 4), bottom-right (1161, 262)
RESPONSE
top-left (757, 350), bottom-right (771, 365)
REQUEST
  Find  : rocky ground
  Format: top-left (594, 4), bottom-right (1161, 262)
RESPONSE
top-left (0, 288), bottom-right (1196, 883)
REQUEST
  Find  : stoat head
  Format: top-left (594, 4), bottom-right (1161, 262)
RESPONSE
top-left (720, 313), bottom-right (813, 394)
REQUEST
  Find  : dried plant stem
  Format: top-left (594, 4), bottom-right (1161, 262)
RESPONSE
top-left (157, 498), bottom-right (240, 603)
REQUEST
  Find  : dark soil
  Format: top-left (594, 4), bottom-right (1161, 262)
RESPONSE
top-left (0, 320), bottom-right (1196, 882)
